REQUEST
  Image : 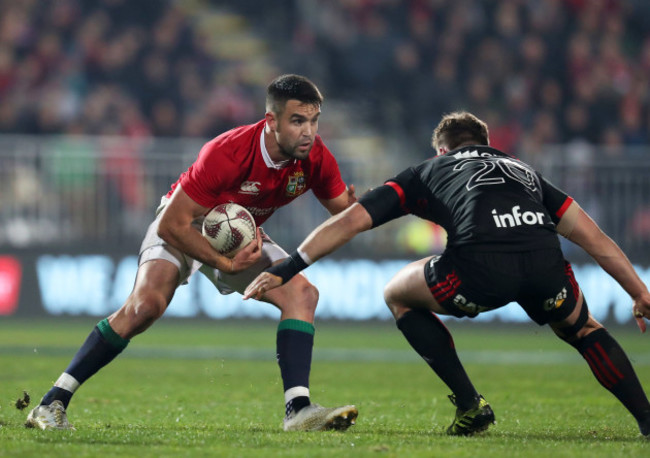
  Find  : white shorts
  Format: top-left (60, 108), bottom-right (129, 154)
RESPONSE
top-left (138, 205), bottom-right (288, 295)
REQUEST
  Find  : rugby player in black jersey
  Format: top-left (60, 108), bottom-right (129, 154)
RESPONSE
top-left (244, 111), bottom-right (650, 438)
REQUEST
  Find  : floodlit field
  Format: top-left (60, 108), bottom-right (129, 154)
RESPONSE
top-left (1, 317), bottom-right (649, 457)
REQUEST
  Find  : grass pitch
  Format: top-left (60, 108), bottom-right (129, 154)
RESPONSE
top-left (1, 317), bottom-right (649, 457)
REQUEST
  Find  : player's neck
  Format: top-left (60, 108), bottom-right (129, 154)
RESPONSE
top-left (262, 127), bottom-right (292, 166)
top-left (263, 126), bottom-right (283, 162)
top-left (263, 127), bottom-right (291, 164)
top-left (456, 141), bottom-right (482, 149)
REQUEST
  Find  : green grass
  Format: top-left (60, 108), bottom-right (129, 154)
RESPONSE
top-left (1, 317), bottom-right (649, 457)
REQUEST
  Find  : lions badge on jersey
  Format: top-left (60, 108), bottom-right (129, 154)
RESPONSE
top-left (286, 171), bottom-right (306, 197)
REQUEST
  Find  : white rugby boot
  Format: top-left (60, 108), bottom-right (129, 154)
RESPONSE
top-left (283, 403), bottom-right (358, 432)
top-left (25, 400), bottom-right (74, 430)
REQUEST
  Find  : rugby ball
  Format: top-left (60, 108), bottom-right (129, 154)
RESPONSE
top-left (202, 203), bottom-right (256, 258)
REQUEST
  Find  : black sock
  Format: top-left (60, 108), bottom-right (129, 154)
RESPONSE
top-left (277, 319), bottom-right (314, 414)
top-left (41, 319), bottom-right (129, 408)
top-left (397, 309), bottom-right (479, 410)
top-left (42, 387), bottom-right (73, 409)
top-left (571, 328), bottom-right (650, 425)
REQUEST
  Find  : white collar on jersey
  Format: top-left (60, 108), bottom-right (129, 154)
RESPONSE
top-left (260, 127), bottom-right (292, 169)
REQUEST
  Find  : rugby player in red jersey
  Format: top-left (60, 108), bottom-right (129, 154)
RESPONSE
top-left (26, 75), bottom-right (358, 432)
top-left (245, 111), bottom-right (650, 438)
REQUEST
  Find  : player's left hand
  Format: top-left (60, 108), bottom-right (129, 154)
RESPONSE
top-left (243, 272), bottom-right (283, 300)
top-left (230, 227), bottom-right (263, 273)
top-left (632, 291), bottom-right (650, 333)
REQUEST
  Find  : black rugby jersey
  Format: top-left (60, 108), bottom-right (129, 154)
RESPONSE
top-left (360, 145), bottom-right (574, 251)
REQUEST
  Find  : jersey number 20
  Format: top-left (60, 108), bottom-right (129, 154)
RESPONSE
top-left (453, 158), bottom-right (539, 193)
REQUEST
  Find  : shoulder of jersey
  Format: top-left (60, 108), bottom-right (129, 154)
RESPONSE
top-left (215, 120), bottom-right (264, 143)
top-left (203, 121), bottom-right (264, 154)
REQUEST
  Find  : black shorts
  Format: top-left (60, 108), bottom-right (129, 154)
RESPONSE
top-left (423, 247), bottom-right (580, 325)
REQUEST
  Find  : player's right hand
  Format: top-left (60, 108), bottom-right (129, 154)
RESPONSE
top-left (230, 227), bottom-right (263, 273)
top-left (632, 291), bottom-right (650, 333)
top-left (346, 184), bottom-right (358, 205)
top-left (243, 272), bottom-right (283, 300)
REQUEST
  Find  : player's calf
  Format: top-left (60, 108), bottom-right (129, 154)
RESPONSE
top-left (563, 325), bottom-right (650, 437)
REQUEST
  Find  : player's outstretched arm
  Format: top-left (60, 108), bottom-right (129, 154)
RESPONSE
top-left (300, 201), bottom-right (371, 260)
top-left (243, 203), bottom-right (372, 300)
top-left (562, 202), bottom-right (650, 332)
top-left (318, 184), bottom-right (358, 215)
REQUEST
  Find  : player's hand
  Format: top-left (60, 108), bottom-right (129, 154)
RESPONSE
top-left (632, 291), bottom-right (650, 333)
top-left (346, 184), bottom-right (357, 205)
top-left (243, 272), bottom-right (283, 300)
top-left (230, 227), bottom-right (263, 273)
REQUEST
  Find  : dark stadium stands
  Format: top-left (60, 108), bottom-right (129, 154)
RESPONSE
top-left (1, 0), bottom-right (649, 259)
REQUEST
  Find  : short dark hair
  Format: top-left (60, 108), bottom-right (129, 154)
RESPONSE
top-left (266, 74), bottom-right (323, 115)
top-left (432, 111), bottom-right (489, 152)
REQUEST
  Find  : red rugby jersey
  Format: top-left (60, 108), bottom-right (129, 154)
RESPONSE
top-left (166, 120), bottom-right (346, 225)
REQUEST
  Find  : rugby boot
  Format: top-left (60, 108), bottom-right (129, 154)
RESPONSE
top-left (283, 403), bottom-right (358, 431)
top-left (446, 394), bottom-right (495, 436)
top-left (25, 400), bottom-right (75, 430)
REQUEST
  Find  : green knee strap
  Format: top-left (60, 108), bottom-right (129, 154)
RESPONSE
top-left (277, 319), bottom-right (315, 335)
top-left (97, 318), bottom-right (130, 350)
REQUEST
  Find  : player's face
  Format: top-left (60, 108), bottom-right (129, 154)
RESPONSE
top-left (271, 100), bottom-right (320, 160)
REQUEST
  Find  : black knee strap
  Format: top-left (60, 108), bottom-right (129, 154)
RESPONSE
top-left (557, 297), bottom-right (589, 337)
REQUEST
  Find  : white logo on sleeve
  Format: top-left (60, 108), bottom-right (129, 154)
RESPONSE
top-left (239, 181), bottom-right (261, 195)
top-left (492, 205), bottom-right (545, 228)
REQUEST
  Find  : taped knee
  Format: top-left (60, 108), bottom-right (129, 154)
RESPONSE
top-left (556, 296), bottom-right (589, 339)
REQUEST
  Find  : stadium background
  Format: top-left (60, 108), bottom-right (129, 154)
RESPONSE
top-left (0, 0), bottom-right (649, 324)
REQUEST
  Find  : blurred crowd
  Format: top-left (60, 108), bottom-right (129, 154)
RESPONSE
top-left (1, 0), bottom-right (649, 155)
top-left (0, 0), bottom-right (264, 139)
top-left (293, 0), bottom-right (650, 158)
top-left (1, 0), bottom-right (650, 256)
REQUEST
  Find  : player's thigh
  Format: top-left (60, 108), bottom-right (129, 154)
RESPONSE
top-left (131, 258), bottom-right (180, 303)
top-left (125, 233), bottom-right (195, 313)
top-left (518, 259), bottom-right (581, 326)
top-left (109, 258), bottom-right (181, 337)
top-left (384, 257), bottom-right (447, 316)
top-left (139, 212), bottom-right (202, 287)
top-left (548, 290), bottom-right (603, 341)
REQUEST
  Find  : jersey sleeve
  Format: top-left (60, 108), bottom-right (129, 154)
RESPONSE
top-left (358, 167), bottom-right (418, 228)
top-left (180, 139), bottom-right (239, 208)
top-left (309, 142), bottom-right (347, 200)
top-left (539, 173), bottom-right (574, 224)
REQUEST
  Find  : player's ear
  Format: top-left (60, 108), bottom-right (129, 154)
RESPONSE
top-left (265, 111), bottom-right (277, 132)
